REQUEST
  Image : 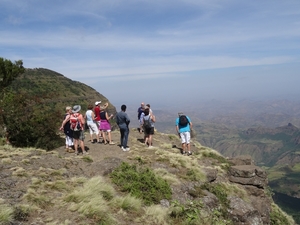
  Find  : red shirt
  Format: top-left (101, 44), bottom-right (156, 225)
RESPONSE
top-left (94, 106), bottom-right (101, 121)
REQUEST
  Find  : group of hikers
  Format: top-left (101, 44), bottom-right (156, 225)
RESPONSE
top-left (137, 102), bottom-right (193, 155)
top-left (59, 101), bottom-right (193, 156)
top-left (59, 101), bottom-right (131, 155)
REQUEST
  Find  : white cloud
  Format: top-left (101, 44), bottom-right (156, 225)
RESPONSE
top-left (1, 0), bottom-right (300, 104)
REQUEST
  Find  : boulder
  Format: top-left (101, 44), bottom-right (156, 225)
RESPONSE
top-left (228, 165), bottom-right (267, 188)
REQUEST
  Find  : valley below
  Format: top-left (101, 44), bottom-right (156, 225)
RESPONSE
top-left (124, 98), bottom-right (300, 223)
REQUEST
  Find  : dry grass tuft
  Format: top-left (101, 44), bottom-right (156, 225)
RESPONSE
top-left (65, 176), bottom-right (116, 224)
top-left (112, 194), bottom-right (142, 212)
top-left (153, 168), bottom-right (181, 185)
top-left (11, 167), bottom-right (28, 177)
top-left (23, 188), bottom-right (52, 208)
top-left (44, 180), bottom-right (68, 191)
top-left (159, 143), bottom-right (173, 149)
top-left (0, 198), bottom-right (14, 224)
top-left (1, 157), bottom-right (12, 164)
top-left (136, 205), bottom-right (169, 225)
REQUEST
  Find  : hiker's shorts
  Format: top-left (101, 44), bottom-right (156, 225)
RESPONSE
top-left (180, 131), bottom-right (190, 144)
top-left (73, 130), bottom-right (85, 141)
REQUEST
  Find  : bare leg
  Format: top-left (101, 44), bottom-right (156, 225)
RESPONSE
top-left (102, 131), bottom-right (107, 144)
top-left (182, 143), bottom-right (186, 153)
top-left (144, 135), bottom-right (149, 145)
top-left (108, 132), bottom-right (115, 144)
top-left (148, 134), bottom-right (153, 146)
top-left (74, 139), bottom-right (78, 154)
top-left (80, 140), bottom-right (86, 153)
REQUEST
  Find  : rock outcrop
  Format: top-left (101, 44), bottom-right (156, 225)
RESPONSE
top-left (227, 155), bottom-right (272, 224)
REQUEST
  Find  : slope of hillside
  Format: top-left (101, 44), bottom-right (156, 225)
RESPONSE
top-left (0, 129), bottom-right (294, 225)
top-left (0, 68), bottom-right (117, 150)
top-left (11, 68), bottom-right (117, 115)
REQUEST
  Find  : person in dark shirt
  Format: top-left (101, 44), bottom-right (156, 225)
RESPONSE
top-left (116, 104), bottom-right (131, 151)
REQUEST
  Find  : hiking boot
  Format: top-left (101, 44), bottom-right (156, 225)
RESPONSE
top-left (109, 142), bottom-right (115, 145)
top-left (65, 148), bottom-right (69, 152)
top-left (68, 149), bottom-right (75, 153)
top-left (187, 151), bottom-right (192, 156)
top-left (121, 146), bottom-right (126, 152)
top-left (182, 151), bottom-right (186, 155)
top-left (83, 151), bottom-right (89, 155)
top-left (125, 147), bottom-right (130, 151)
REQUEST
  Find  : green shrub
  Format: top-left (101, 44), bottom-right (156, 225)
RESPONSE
top-left (110, 162), bottom-right (172, 205)
top-left (1, 90), bottom-right (64, 150)
top-left (201, 183), bottom-right (230, 218)
top-left (169, 200), bottom-right (203, 225)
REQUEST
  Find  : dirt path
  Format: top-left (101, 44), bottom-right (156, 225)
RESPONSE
top-left (57, 127), bottom-right (196, 163)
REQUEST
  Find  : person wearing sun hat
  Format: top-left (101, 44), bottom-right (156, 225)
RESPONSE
top-left (94, 101), bottom-right (102, 129)
top-left (94, 101), bottom-right (108, 140)
top-left (70, 105), bottom-right (87, 155)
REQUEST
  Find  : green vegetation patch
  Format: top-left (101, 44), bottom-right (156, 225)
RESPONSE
top-left (110, 162), bottom-right (172, 205)
top-left (169, 200), bottom-right (232, 225)
top-left (201, 150), bottom-right (228, 164)
top-left (201, 182), bottom-right (231, 219)
top-left (292, 163), bottom-right (300, 172)
top-left (270, 203), bottom-right (295, 225)
top-left (0, 199), bottom-right (14, 224)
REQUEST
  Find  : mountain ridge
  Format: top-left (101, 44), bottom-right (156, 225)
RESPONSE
top-left (0, 128), bottom-right (294, 224)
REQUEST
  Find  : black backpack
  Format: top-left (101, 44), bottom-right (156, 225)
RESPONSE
top-left (179, 115), bottom-right (189, 126)
top-left (143, 116), bottom-right (152, 129)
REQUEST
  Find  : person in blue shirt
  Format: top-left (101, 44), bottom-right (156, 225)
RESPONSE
top-left (176, 112), bottom-right (193, 155)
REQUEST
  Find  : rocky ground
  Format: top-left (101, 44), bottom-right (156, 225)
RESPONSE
top-left (0, 128), bottom-right (295, 224)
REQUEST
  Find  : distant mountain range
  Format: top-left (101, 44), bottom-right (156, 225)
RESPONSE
top-left (3, 66), bottom-right (299, 223)
top-left (133, 102), bottom-right (300, 222)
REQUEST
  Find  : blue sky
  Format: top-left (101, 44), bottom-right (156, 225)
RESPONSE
top-left (1, 0), bottom-right (300, 106)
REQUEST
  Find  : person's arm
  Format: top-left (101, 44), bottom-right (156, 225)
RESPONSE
top-left (125, 114), bottom-right (130, 125)
top-left (94, 108), bottom-right (99, 120)
top-left (91, 111), bottom-right (96, 120)
top-left (116, 113), bottom-right (121, 125)
top-left (140, 113), bottom-right (144, 124)
top-left (150, 114), bottom-right (156, 123)
top-left (175, 119), bottom-right (180, 136)
top-left (105, 112), bottom-right (113, 120)
top-left (188, 117), bottom-right (192, 130)
top-left (80, 114), bottom-right (85, 128)
top-left (60, 114), bottom-right (70, 130)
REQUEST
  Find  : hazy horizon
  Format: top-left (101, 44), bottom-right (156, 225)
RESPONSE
top-left (1, 0), bottom-right (299, 108)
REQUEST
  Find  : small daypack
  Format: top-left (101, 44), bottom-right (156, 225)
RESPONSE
top-left (143, 116), bottom-right (152, 129)
top-left (70, 113), bottom-right (82, 131)
top-left (179, 115), bottom-right (189, 126)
